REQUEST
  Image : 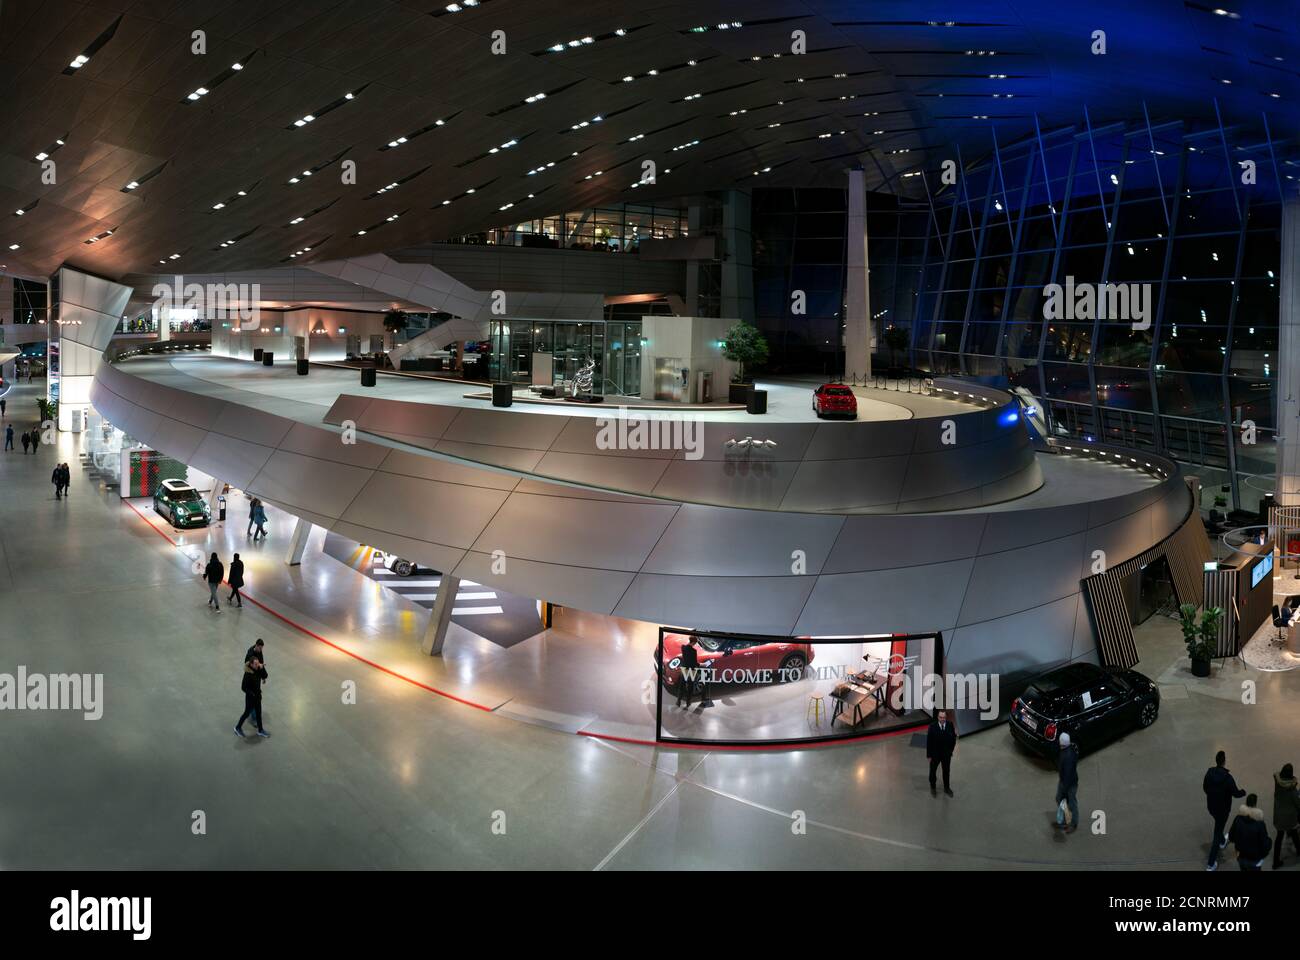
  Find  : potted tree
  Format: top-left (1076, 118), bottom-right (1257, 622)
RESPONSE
top-left (722, 321), bottom-right (769, 404)
top-left (381, 308), bottom-right (409, 352)
top-left (1178, 603), bottom-right (1223, 678)
top-left (882, 325), bottom-right (910, 380)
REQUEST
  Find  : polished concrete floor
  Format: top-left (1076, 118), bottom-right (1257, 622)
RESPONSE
top-left (119, 354), bottom-right (958, 425)
top-left (4, 378), bottom-right (1300, 869)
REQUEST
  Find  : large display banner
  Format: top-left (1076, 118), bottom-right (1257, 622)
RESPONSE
top-left (655, 629), bottom-right (945, 747)
top-left (122, 449), bottom-right (187, 498)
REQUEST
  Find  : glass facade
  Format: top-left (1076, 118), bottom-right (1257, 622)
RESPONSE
top-left (12, 277), bottom-right (48, 323)
top-left (451, 203), bottom-right (686, 253)
top-left (903, 120), bottom-right (1282, 513)
top-left (488, 319), bottom-right (641, 397)
top-left (752, 188), bottom-right (848, 375)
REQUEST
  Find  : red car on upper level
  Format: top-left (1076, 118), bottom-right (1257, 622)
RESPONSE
top-left (812, 384), bottom-right (858, 420)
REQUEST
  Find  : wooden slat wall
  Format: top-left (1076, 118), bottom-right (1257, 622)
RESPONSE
top-left (1203, 568), bottom-right (1238, 657)
top-left (1081, 501), bottom-right (1212, 669)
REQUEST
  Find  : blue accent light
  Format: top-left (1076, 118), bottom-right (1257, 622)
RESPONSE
top-left (1000, 410), bottom-right (1019, 426)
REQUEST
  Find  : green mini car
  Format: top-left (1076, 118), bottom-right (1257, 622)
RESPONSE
top-left (153, 478), bottom-right (211, 528)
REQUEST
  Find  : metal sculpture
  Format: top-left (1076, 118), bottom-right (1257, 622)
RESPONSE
top-left (572, 356), bottom-right (595, 397)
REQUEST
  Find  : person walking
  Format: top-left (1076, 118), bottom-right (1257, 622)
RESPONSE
top-left (1, 396), bottom-right (7, 417)
top-left (203, 552), bottom-right (224, 612)
top-left (1055, 732), bottom-right (1080, 833)
top-left (234, 655), bottom-right (270, 738)
top-left (29, 426), bottom-right (38, 453)
top-left (1273, 764), bottom-right (1300, 869)
top-left (247, 496), bottom-right (260, 537)
top-left (926, 709), bottom-right (958, 797)
top-left (251, 499), bottom-right (268, 541)
top-left (20, 430), bottom-right (29, 454)
top-left (227, 553), bottom-right (245, 608)
top-left (1204, 750), bottom-right (1247, 870)
top-left (51, 464), bottom-right (62, 500)
top-left (60, 463), bottom-right (70, 497)
top-left (1229, 794), bottom-right (1271, 871)
top-left (245, 638), bottom-right (265, 667)
top-left (4, 424), bottom-right (11, 451)
top-left (675, 637), bottom-right (700, 709)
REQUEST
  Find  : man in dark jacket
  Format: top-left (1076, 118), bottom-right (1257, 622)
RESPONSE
top-left (926, 710), bottom-right (958, 797)
top-left (234, 656), bottom-right (270, 738)
top-left (227, 553), bottom-right (245, 607)
top-left (1055, 732), bottom-right (1080, 831)
top-left (1204, 750), bottom-right (1247, 870)
top-left (1273, 764), bottom-right (1300, 869)
top-left (1229, 795), bottom-right (1270, 870)
top-left (675, 638), bottom-right (700, 708)
top-left (203, 553), bottom-right (224, 612)
top-left (50, 465), bottom-right (62, 499)
top-left (58, 462), bottom-right (70, 497)
top-left (244, 638), bottom-right (265, 667)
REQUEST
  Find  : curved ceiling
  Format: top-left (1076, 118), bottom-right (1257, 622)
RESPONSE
top-left (1, 0), bottom-right (1296, 279)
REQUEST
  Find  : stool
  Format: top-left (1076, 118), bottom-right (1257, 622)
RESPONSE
top-left (807, 695), bottom-right (825, 725)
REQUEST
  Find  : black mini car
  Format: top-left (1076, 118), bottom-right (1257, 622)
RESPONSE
top-left (1008, 662), bottom-right (1159, 757)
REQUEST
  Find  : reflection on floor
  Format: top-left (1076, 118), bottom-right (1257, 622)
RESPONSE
top-left (319, 531), bottom-right (541, 648)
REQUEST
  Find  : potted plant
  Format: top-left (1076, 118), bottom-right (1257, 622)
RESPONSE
top-left (1178, 603), bottom-right (1223, 678)
top-left (36, 397), bottom-right (58, 425)
top-left (382, 308), bottom-right (409, 351)
top-left (721, 321), bottom-right (769, 403)
top-left (882, 325), bottom-right (910, 379)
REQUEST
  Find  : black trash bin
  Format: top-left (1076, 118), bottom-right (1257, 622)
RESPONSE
top-left (492, 382), bottom-right (513, 407)
top-left (262, 351), bottom-right (274, 366)
top-left (217, 494), bottom-right (227, 522)
top-left (729, 382), bottom-right (751, 404)
top-left (747, 388), bottom-right (768, 415)
top-left (360, 365), bottom-right (377, 387)
top-left (296, 357), bottom-right (309, 375)
top-left (252, 348), bottom-right (264, 362)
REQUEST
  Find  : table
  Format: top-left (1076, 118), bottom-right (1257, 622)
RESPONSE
top-left (830, 670), bottom-right (888, 729)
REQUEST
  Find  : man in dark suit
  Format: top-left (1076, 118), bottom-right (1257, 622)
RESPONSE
top-left (926, 710), bottom-right (957, 797)
top-left (1204, 750), bottom-right (1246, 870)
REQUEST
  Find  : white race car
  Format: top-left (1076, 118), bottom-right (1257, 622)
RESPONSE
top-left (374, 550), bottom-right (417, 577)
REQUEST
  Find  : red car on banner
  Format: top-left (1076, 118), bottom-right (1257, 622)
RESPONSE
top-left (656, 632), bottom-right (815, 694)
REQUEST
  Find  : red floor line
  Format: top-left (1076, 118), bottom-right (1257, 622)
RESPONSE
top-left (122, 498), bottom-right (905, 752)
top-left (122, 498), bottom-right (492, 712)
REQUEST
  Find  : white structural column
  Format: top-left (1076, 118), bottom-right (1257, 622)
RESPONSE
top-left (206, 479), bottom-right (226, 515)
top-left (55, 267), bottom-right (132, 431)
top-left (421, 574), bottom-right (460, 656)
top-left (285, 515), bottom-right (313, 566)
top-left (1279, 195), bottom-right (1300, 505)
top-left (844, 167), bottom-right (872, 381)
